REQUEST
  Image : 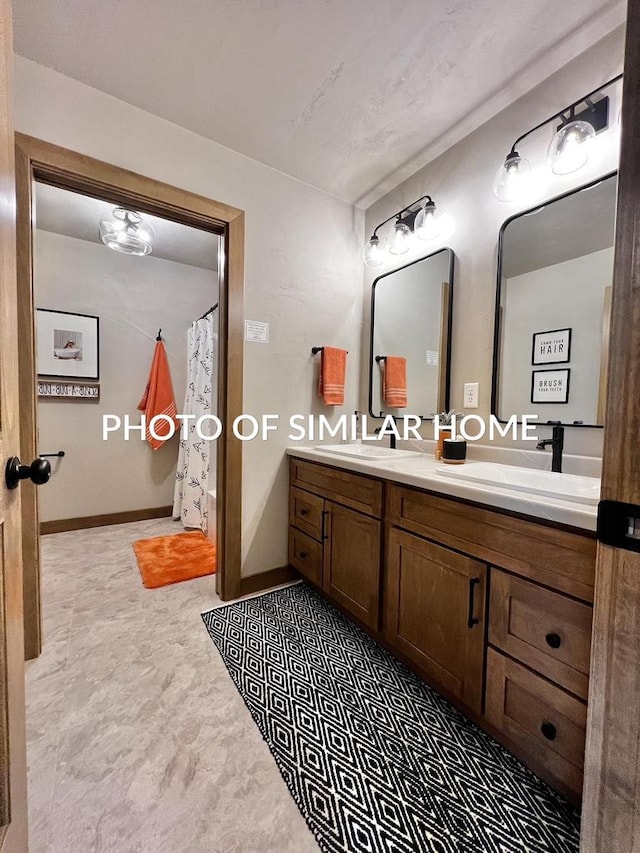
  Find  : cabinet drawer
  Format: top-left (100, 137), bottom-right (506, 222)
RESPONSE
top-left (485, 648), bottom-right (586, 800)
top-left (290, 458), bottom-right (383, 517)
top-left (288, 527), bottom-right (323, 586)
top-left (490, 570), bottom-right (592, 699)
top-left (289, 487), bottom-right (324, 540)
top-left (387, 484), bottom-right (595, 602)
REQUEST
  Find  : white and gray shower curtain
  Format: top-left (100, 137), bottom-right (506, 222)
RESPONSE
top-left (173, 314), bottom-right (217, 532)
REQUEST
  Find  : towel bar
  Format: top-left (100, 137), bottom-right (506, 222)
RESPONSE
top-left (375, 355), bottom-right (387, 363)
top-left (311, 346), bottom-right (349, 355)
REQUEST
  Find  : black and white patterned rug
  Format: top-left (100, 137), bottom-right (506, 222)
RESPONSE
top-left (201, 582), bottom-right (580, 853)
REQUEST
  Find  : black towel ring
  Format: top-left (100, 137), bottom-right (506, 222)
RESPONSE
top-left (156, 329), bottom-right (162, 341)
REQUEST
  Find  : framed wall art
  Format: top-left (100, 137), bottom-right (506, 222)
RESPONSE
top-left (531, 328), bottom-right (571, 365)
top-left (531, 368), bottom-right (571, 404)
top-left (36, 309), bottom-right (100, 380)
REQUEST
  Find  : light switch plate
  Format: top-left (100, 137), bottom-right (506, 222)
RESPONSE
top-left (464, 382), bottom-right (479, 408)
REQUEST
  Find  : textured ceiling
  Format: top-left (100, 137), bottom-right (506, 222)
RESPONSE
top-left (14, 0), bottom-right (626, 205)
top-left (35, 183), bottom-right (219, 271)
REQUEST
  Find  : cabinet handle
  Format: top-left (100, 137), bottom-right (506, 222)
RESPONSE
top-left (299, 551), bottom-right (307, 560)
top-left (299, 508), bottom-right (309, 516)
top-left (540, 722), bottom-right (557, 741)
top-left (545, 632), bottom-right (562, 649)
top-left (321, 509), bottom-right (329, 540)
top-left (467, 577), bottom-right (480, 628)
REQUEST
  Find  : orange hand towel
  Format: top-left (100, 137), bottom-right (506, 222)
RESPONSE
top-left (383, 356), bottom-right (408, 408)
top-left (137, 340), bottom-right (178, 450)
top-left (318, 347), bottom-right (347, 406)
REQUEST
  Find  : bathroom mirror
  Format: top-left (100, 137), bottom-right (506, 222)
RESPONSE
top-left (492, 172), bottom-right (617, 428)
top-left (369, 248), bottom-right (454, 419)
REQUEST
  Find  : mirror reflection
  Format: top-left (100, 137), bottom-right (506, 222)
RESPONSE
top-left (493, 173), bottom-right (617, 427)
top-left (369, 249), bottom-right (453, 419)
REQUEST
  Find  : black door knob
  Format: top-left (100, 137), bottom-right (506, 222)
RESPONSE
top-left (5, 457), bottom-right (51, 490)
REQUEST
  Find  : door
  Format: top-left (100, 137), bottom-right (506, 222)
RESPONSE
top-left (386, 528), bottom-right (486, 713)
top-left (0, 0), bottom-right (30, 849)
top-left (323, 501), bottom-right (381, 629)
top-left (581, 0), bottom-right (640, 846)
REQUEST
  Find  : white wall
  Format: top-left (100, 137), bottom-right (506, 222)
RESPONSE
top-left (34, 229), bottom-right (216, 522)
top-left (15, 56), bottom-right (364, 575)
top-left (362, 27), bottom-right (624, 456)
top-left (500, 247), bottom-right (613, 425)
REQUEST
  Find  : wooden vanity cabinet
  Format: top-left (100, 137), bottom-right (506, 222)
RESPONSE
top-left (287, 456), bottom-right (596, 802)
top-left (289, 460), bottom-right (382, 629)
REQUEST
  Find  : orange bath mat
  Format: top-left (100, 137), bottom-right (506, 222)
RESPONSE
top-left (133, 530), bottom-right (217, 589)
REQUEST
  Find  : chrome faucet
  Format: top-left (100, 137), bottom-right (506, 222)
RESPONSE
top-left (536, 423), bottom-right (564, 473)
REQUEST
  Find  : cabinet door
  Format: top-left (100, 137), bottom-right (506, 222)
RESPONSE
top-left (323, 502), bottom-right (381, 630)
top-left (386, 528), bottom-right (486, 712)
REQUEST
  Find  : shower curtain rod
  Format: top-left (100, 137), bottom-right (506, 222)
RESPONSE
top-left (197, 303), bottom-right (218, 320)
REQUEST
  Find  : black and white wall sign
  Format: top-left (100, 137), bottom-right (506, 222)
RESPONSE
top-left (531, 328), bottom-right (571, 365)
top-left (38, 381), bottom-right (100, 400)
top-left (531, 368), bottom-right (570, 404)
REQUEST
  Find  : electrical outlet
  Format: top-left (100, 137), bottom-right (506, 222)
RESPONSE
top-left (464, 382), bottom-right (479, 408)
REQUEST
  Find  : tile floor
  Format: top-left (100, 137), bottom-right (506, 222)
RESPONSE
top-left (26, 518), bottom-right (318, 853)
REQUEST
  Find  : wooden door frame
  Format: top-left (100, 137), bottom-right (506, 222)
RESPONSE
top-left (15, 134), bottom-right (245, 659)
top-left (581, 0), bottom-right (640, 848)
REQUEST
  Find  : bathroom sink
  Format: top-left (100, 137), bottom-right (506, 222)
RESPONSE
top-left (437, 461), bottom-right (600, 505)
top-left (314, 444), bottom-right (422, 460)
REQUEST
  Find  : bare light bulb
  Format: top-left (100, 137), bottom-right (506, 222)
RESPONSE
top-left (362, 234), bottom-right (386, 267)
top-left (547, 120), bottom-right (595, 175)
top-left (493, 152), bottom-right (532, 202)
top-left (414, 200), bottom-right (442, 240)
top-left (388, 220), bottom-right (412, 255)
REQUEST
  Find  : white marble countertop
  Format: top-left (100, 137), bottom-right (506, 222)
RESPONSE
top-left (286, 445), bottom-right (599, 532)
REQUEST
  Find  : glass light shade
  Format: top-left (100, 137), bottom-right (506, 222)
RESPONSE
top-left (492, 153), bottom-right (532, 202)
top-left (99, 208), bottom-right (154, 256)
top-left (547, 120), bottom-right (596, 175)
top-left (362, 234), bottom-right (386, 267)
top-left (414, 201), bottom-right (442, 240)
top-left (388, 220), bottom-right (412, 255)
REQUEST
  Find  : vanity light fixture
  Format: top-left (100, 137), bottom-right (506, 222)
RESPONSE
top-left (414, 199), bottom-right (442, 240)
top-left (362, 194), bottom-right (446, 267)
top-left (493, 73), bottom-right (622, 201)
top-left (492, 151), bottom-right (532, 202)
top-left (388, 218), bottom-right (412, 255)
top-left (99, 207), bottom-right (155, 256)
top-left (547, 110), bottom-right (596, 175)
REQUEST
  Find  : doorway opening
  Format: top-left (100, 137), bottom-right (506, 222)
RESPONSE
top-left (33, 181), bottom-right (221, 535)
top-left (15, 135), bottom-right (245, 661)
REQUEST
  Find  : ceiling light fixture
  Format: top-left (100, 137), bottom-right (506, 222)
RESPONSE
top-left (493, 73), bottom-right (621, 202)
top-left (362, 194), bottom-right (449, 268)
top-left (99, 207), bottom-right (155, 256)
